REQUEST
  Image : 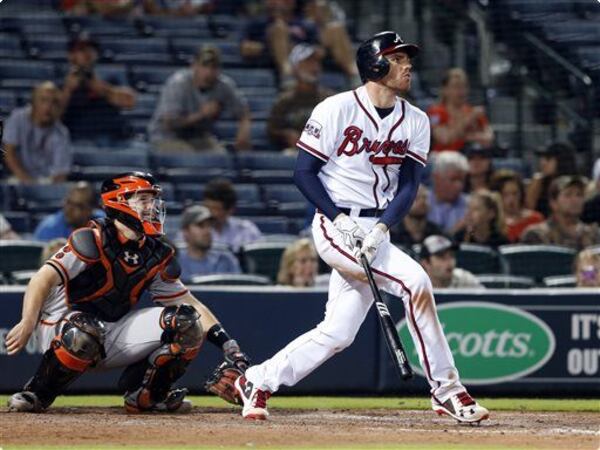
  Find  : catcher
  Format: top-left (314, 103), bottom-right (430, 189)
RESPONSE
top-left (5, 172), bottom-right (246, 412)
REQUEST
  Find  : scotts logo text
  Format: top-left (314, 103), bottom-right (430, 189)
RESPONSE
top-left (397, 302), bottom-right (555, 384)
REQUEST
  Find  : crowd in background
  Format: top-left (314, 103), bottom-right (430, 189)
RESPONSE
top-left (1, 0), bottom-right (599, 288)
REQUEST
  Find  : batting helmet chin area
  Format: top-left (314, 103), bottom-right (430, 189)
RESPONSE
top-left (101, 171), bottom-right (165, 237)
top-left (356, 31), bottom-right (419, 83)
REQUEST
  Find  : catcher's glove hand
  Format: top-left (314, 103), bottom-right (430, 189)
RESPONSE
top-left (204, 351), bottom-right (250, 405)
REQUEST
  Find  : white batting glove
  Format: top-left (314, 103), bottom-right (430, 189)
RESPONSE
top-left (333, 213), bottom-right (366, 255)
top-left (360, 225), bottom-right (387, 264)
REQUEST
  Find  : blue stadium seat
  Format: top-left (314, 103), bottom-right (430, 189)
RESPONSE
top-left (214, 121), bottom-right (270, 148)
top-left (0, 241), bottom-right (45, 275)
top-left (171, 39), bottom-right (244, 66)
top-left (0, 60), bottom-right (55, 82)
top-left (130, 65), bottom-right (180, 92)
top-left (240, 240), bottom-right (289, 281)
top-left (141, 17), bottom-right (211, 39)
top-left (245, 216), bottom-right (290, 235)
top-left (263, 184), bottom-right (308, 217)
top-left (64, 16), bottom-right (138, 37)
top-left (3, 211), bottom-right (31, 234)
top-left (247, 97), bottom-right (275, 120)
top-left (237, 152), bottom-right (296, 183)
top-left (121, 92), bottom-right (157, 119)
top-left (0, 32), bottom-right (22, 52)
top-left (0, 90), bottom-right (17, 114)
top-left (498, 244), bottom-right (576, 283)
top-left (99, 37), bottom-right (172, 64)
top-left (16, 14), bottom-right (66, 35)
top-left (189, 274), bottom-right (271, 286)
top-left (475, 274), bottom-right (534, 289)
top-left (492, 157), bottom-right (530, 178)
top-left (71, 150), bottom-right (150, 181)
top-left (26, 35), bottom-right (69, 60)
top-left (241, 87), bottom-right (278, 99)
top-left (14, 183), bottom-right (70, 213)
top-left (227, 69), bottom-right (276, 88)
top-left (151, 152), bottom-right (237, 183)
top-left (456, 244), bottom-right (506, 275)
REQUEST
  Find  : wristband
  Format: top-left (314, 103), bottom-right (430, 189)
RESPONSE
top-left (206, 324), bottom-right (232, 349)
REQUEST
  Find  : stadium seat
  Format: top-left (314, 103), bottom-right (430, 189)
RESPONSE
top-left (3, 211), bottom-right (31, 234)
top-left (171, 39), bottom-right (243, 66)
top-left (71, 150), bottom-right (150, 181)
top-left (262, 184), bottom-right (308, 216)
top-left (247, 97), bottom-right (275, 120)
top-left (475, 274), bottom-right (535, 289)
top-left (0, 90), bottom-right (17, 114)
top-left (246, 216), bottom-right (290, 234)
top-left (141, 16), bottom-right (211, 39)
top-left (121, 92), bottom-right (157, 119)
top-left (10, 270), bottom-right (37, 285)
top-left (99, 37), bottom-right (172, 64)
top-left (240, 241), bottom-right (289, 281)
top-left (237, 152), bottom-right (296, 183)
top-left (543, 275), bottom-right (577, 288)
top-left (321, 71), bottom-right (348, 91)
top-left (151, 152), bottom-right (237, 183)
top-left (14, 183), bottom-right (71, 213)
top-left (0, 60), bottom-right (55, 82)
top-left (0, 32), bottom-right (23, 53)
top-left (130, 65), bottom-right (180, 92)
top-left (227, 69), bottom-right (276, 88)
top-left (26, 35), bottom-right (69, 60)
top-left (64, 16), bottom-right (138, 37)
top-left (0, 241), bottom-right (45, 275)
top-left (498, 244), bottom-right (577, 283)
top-left (15, 13), bottom-right (66, 35)
top-left (189, 274), bottom-right (271, 286)
top-left (456, 244), bottom-right (506, 275)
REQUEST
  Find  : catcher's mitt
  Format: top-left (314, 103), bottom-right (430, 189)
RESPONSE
top-left (204, 350), bottom-right (249, 405)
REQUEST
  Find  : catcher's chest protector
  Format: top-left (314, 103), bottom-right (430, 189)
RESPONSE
top-left (67, 219), bottom-right (173, 322)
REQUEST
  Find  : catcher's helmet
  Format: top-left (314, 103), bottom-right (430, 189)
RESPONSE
top-left (356, 31), bottom-right (419, 83)
top-left (101, 171), bottom-right (165, 236)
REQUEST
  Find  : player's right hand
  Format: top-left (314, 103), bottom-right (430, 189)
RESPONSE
top-left (5, 320), bottom-right (35, 355)
top-left (333, 213), bottom-right (366, 256)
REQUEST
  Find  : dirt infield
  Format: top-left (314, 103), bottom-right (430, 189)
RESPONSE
top-left (1, 406), bottom-right (598, 449)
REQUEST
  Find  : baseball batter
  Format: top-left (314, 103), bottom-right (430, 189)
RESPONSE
top-left (235, 31), bottom-right (489, 424)
top-left (5, 172), bottom-right (249, 412)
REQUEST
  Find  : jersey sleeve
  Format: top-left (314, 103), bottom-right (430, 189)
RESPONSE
top-left (147, 273), bottom-right (189, 305)
top-left (296, 99), bottom-right (336, 162)
top-left (45, 244), bottom-right (87, 285)
top-left (407, 112), bottom-right (430, 167)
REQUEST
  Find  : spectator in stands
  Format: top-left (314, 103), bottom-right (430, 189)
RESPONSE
top-left (525, 141), bottom-right (578, 218)
top-left (427, 68), bottom-right (494, 153)
top-left (177, 205), bottom-right (241, 283)
top-left (3, 82), bottom-right (71, 184)
top-left (521, 176), bottom-right (600, 251)
top-left (582, 158), bottom-right (600, 225)
top-left (202, 178), bottom-right (262, 252)
top-left (267, 44), bottom-right (333, 153)
top-left (0, 214), bottom-right (21, 240)
top-left (390, 184), bottom-right (444, 247)
top-left (148, 45), bottom-right (251, 152)
top-left (464, 143), bottom-right (493, 192)
top-left (454, 190), bottom-right (509, 248)
top-left (277, 238), bottom-right (319, 287)
top-left (40, 238), bottom-right (68, 265)
top-left (491, 169), bottom-right (544, 242)
top-left (61, 33), bottom-right (137, 144)
top-left (419, 235), bottom-right (483, 289)
top-left (33, 182), bottom-right (103, 241)
top-left (574, 246), bottom-right (600, 288)
top-left (241, 0), bottom-right (357, 85)
top-left (428, 151), bottom-right (469, 234)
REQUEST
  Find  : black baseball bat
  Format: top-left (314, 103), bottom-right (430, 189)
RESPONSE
top-left (360, 254), bottom-right (413, 381)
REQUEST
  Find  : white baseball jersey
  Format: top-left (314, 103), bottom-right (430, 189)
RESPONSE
top-left (296, 85), bottom-right (430, 210)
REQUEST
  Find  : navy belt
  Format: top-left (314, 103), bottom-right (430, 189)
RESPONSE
top-left (338, 207), bottom-right (384, 218)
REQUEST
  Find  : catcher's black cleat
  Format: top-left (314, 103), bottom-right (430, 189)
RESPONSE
top-left (234, 375), bottom-right (270, 420)
top-left (124, 387), bottom-right (192, 414)
top-left (7, 391), bottom-right (46, 413)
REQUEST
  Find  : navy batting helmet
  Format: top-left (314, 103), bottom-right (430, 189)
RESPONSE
top-left (356, 31), bottom-right (419, 83)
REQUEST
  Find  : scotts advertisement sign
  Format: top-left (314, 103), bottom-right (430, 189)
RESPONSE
top-left (398, 302), bottom-right (556, 384)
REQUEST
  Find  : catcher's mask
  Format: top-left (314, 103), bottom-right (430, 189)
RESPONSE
top-left (101, 172), bottom-right (165, 236)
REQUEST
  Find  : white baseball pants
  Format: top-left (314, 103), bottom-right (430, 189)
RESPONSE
top-left (245, 212), bottom-right (466, 403)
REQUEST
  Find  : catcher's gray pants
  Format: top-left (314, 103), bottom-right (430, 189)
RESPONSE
top-left (36, 307), bottom-right (165, 370)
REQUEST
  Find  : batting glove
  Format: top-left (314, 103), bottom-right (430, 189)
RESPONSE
top-left (360, 225), bottom-right (387, 264)
top-left (333, 213), bottom-right (366, 255)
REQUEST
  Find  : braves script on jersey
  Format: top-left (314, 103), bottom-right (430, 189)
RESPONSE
top-left (296, 85), bottom-right (429, 210)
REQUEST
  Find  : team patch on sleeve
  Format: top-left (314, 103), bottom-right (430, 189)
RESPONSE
top-left (303, 119), bottom-right (323, 139)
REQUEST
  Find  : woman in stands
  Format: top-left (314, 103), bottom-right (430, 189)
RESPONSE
top-left (427, 68), bottom-right (494, 153)
top-left (277, 238), bottom-right (319, 287)
top-left (574, 247), bottom-right (600, 288)
top-left (454, 190), bottom-right (509, 248)
top-left (491, 169), bottom-right (544, 242)
top-left (526, 141), bottom-right (578, 217)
